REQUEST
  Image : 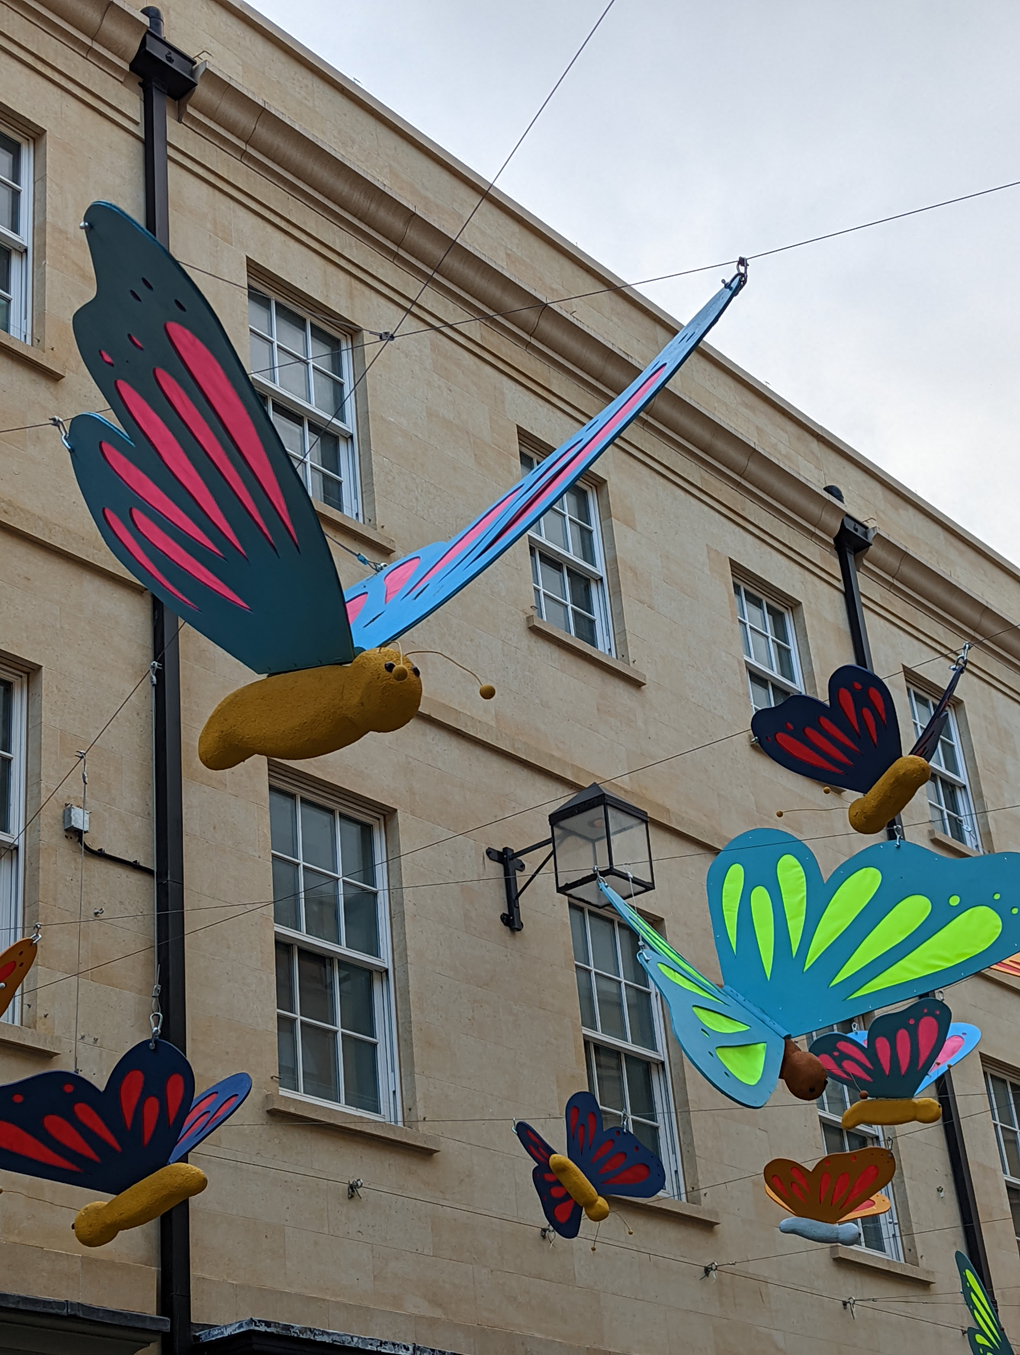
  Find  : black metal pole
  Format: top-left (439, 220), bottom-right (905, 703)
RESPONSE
top-left (132, 10), bottom-right (196, 1354)
top-left (833, 515), bottom-right (875, 671)
top-left (936, 1066), bottom-right (995, 1298)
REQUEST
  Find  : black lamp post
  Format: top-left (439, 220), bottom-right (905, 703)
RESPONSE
top-left (487, 783), bottom-right (654, 931)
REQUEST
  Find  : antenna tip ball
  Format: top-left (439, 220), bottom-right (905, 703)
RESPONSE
top-left (775, 810), bottom-right (784, 818)
top-left (823, 786), bottom-right (832, 795)
top-left (479, 684), bottom-right (496, 700)
top-left (393, 665), bottom-right (409, 682)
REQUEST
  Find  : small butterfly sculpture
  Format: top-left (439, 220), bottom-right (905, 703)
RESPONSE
top-left (763, 1146), bottom-right (896, 1245)
top-left (750, 650), bottom-right (968, 834)
top-left (514, 1092), bottom-right (665, 1238)
top-left (65, 202), bottom-right (744, 770)
top-left (0, 931), bottom-right (40, 1021)
top-left (0, 1037), bottom-right (250, 1246)
top-left (810, 997), bottom-right (980, 1129)
top-left (958, 1251), bottom-right (1014, 1355)
top-left (598, 827), bottom-right (1020, 1108)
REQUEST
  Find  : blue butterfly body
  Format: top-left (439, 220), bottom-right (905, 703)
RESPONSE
top-left (600, 828), bottom-right (1020, 1107)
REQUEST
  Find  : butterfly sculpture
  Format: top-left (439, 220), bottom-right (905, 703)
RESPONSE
top-left (514, 1091), bottom-right (665, 1237)
top-left (0, 1037), bottom-right (250, 1246)
top-left (763, 1146), bottom-right (896, 1245)
top-left (598, 826), bottom-right (1020, 1108)
top-left (958, 1251), bottom-right (1014, 1354)
top-left (750, 651), bottom-right (968, 834)
top-left (0, 931), bottom-right (40, 1021)
top-left (65, 202), bottom-right (745, 770)
top-left (809, 997), bottom-right (980, 1129)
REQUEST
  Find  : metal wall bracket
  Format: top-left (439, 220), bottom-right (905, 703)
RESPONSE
top-left (486, 839), bottom-right (553, 932)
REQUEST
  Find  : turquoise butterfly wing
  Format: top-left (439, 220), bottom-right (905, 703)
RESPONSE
top-left (707, 829), bottom-right (1020, 1037)
top-left (957, 1251), bottom-right (1013, 1354)
top-left (598, 882), bottom-right (785, 1108)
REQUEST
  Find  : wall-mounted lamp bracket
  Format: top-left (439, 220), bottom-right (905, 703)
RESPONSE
top-left (486, 839), bottom-right (553, 933)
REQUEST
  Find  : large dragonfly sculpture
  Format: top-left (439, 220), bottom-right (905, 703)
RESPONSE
top-left (65, 203), bottom-right (745, 769)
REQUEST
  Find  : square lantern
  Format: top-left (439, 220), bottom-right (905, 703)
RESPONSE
top-left (549, 783), bottom-right (654, 907)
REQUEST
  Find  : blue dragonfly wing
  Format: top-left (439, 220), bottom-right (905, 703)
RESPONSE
top-left (345, 273), bottom-right (745, 649)
top-left (598, 881), bottom-right (785, 1108)
top-left (708, 829), bottom-right (1020, 1037)
top-left (957, 1251), bottom-right (1014, 1354)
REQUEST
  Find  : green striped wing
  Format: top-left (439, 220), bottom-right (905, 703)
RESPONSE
top-left (598, 881), bottom-right (785, 1108)
top-left (957, 1252), bottom-right (1013, 1354)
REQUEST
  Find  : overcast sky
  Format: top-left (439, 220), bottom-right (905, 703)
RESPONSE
top-left (250, 0), bottom-right (1020, 566)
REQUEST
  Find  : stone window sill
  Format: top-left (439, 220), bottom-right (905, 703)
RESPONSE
top-left (0, 1024), bottom-right (63, 1057)
top-left (829, 1244), bottom-right (934, 1284)
top-left (928, 828), bottom-right (981, 857)
top-left (610, 1194), bottom-right (719, 1226)
top-left (527, 614), bottom-right (646, 686)
top-left (265, 1091), bottom-right (440, 1154)
top-left (0, 329), bottom-right (64, 381)
top-left (314, 500), bottom-right (396, 558)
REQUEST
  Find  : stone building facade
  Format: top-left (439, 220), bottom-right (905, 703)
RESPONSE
top-left (2, 0), bottom-right (1020, 1351)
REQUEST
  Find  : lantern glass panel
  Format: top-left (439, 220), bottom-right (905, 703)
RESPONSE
top-left (606, 804), bottom-right (653, 887)
top-left (553, 803), bottom-right (611, 893)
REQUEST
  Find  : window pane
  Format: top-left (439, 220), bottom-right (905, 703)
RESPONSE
top-left (269, 788), bottom-right (297, 857)
top-left (539, 555), bottom-right (567, 599)
top-left (297, 949), bottom-right (335, 1025)
top-left (733, 583), bottom-right (746, 619)
top-left (573, 523), bottom-right (596, 566)
top-left (277, 1017), bottom-right (298, 1090)
top-left (821, 1120), bottom-right (845, 1155)
top-left (310, 324), bottom-right (341, 372)
top-left (588, 913), bottom-right (619, 975)
top-left (749, 673), bottom-right (774, 712)
top-left (591, 1043), bottom-right (626, 1113)
top-left (569, 904), bottom-right (590, 964)
top-left (0, 245), bottom-right (10, 297)
top-left (1003, 1128), bottom-right (1020, 1180)
top-left (271, 405), bottom-right (304, 458)
top-left (594, 974), bottom-right (627, 1040)
top-left (626, 986), bottom-right (656, 1051)
top-left (337, 962), bottom-right (375, 1037)
top-left (540, 506), bottom-right (570, 551)
top-left (303, 870), bottom-right (340, 945)
top-left (572, 611), bottom-right (597, 647)
top-left (625, 1055), bottom-right (656, 1119)
top-left (520, 451), bottom-right (535, 475)
top-left (312, 370), bottom-right (345, 418)
top-left (0, 182), bottom-right (17, 236)
top-left (543, 596), bottom-right (570, 631)
top-left (277, 347), bottom-right (309, 401)
top-left (300, 800), bottom-right (337, 872)
top-left (313, 428), bottom-right (340, 477)
top-left (275, 941), bottom-right (295, 1012)
top-left (775, 643), bottom-right (796, 683)
top-left (340, 817), bottom-right (376, 886)
top-left (575, 967), bottom-right (597, 1029)
top-left (300, 1022), bottom-right (339, 1101)
top-left (342, 1035), bottom-right (380, 1113)
top-left (629, 1117), bottom-right (660, 1159)
top-left (744, 591), bottom-right (767, 632)
top-left (565, 485), bottom-right (591, 525)
top-left (937, 732), bottom-right (961, 777)
top-left (1008, 1184), bottom-right (1020, 1246)
top-left (749, 627), bottom-right (771, 669)
top-left (248, 289), bottom-right (272, 334)
top-left (567, 570), bottom-right (593, 614)
top-left (989, 1075), bottom-right (1014, 1127)
top-left (0, 133), bottom-right (20, 186)
top-left (272, 857), bottom-right (300, 929)
top-left (618, 925), bottom-right (644, 985)
top-left (343, 887), bottom-right (379, 957)
top-left (250, 331), bottom-right (273, 380)
top-left (275, 303), bottom-right (307, 356)
top-left (859, 1212), bottom-right (887, 1253)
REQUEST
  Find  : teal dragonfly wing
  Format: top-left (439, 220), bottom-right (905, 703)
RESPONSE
top-left (597, 881), bottom-right (785, 1108)
top-left (957, 1252), bottom-right (1013, 1354)
top-left (707, 829), bottom-right (1020, 1038)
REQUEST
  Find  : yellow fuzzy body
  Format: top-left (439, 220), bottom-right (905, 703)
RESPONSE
top-left (198, 648), bottom-right (423, 770)
top-left (848, 755), bottom-right (931, 834)
top-left (548, 1153), bottom-right (610, 1222)
top-left (841, 1097), bottom-right (941, 1130)
top-left (73, 1163), bottom-right (207, 1247)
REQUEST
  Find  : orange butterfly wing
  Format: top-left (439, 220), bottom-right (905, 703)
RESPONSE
top-left (0, 938), bottom-right (38, 1020)
top-left (763, 1147), bottom-right (896, 1223)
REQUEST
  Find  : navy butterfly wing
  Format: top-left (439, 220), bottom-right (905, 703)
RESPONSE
top-left (513, 1118), bottom-right (582, 1238)
top-left (169, 1072), bottom-right (252, 1162)
top-left (811, 1000), bottom-right (953, 1099)
top-left (909, 660), bottom-right (968, 761)
top-left (564, 1091), bottom-right (665, 1200)
top-left (751, 666), bottom-right (902, 792)
top-left (809, 1030), bottom-right (885, 1093)
top-left (67, 202), bottom-right (353, 676)
top-left (0, 1038), bottom-right (194, 1194)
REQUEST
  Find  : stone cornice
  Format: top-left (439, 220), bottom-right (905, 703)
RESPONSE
top-left (21, 0), bottom-right (1020, 673)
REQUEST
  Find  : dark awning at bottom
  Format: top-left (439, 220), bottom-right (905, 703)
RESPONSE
top-left (0, 1291), bottom-right (169, 1354)
top-left (192, 1320), bottom-right (459, 1355)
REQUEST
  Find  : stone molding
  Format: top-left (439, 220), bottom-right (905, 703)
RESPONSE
top-left (0, 1023), bottom-right (63, 1057)
top-left (828, 1243), bottom-right (934, 1284)
top-left (526, 614), bottom-right (647, 686)
top-left (265, 1091), bottom-right (441, 1154)
top-left (608, 1193), bottom-right (720, 1226)
top-left (0, 328), bottom-right (64, 380)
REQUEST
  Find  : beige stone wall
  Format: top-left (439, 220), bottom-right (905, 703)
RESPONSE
top-left (2, 0), bottom-right (1020, 1350)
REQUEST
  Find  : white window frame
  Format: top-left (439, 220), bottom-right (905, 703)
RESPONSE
top-left (812, 1024), bottom-right (901, 1259)
top-left (570, 901), bottom-right (684, 1199)
top-left (521, 449), bottom-right (614, 655)
top-left (985, 1068), bottom-right (1020, 1254)
top-left (248, 288), bottom-right (362, 521)
top-left (271, 784), bottom-right (399, 1123)
top-left (0, 663), bottom-right (27, 1025)
top-left (0, 124), bottom-right (32, 344)
top-left (908, 688), bottom-right (979, 850)
top-left (734, 579), bottom-right (803, 712)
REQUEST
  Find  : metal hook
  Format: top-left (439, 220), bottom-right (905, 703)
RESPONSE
top-left (49, 416), bottom-right (72, 449)
top-left (30, 923), bottom-right (40, 946)
top-left (347, 1178), bottom-right (363, 1199)
top-left (149, 969), bottom-right (163, 1048)
top-left (149, 660), bottom-right (161, 688)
